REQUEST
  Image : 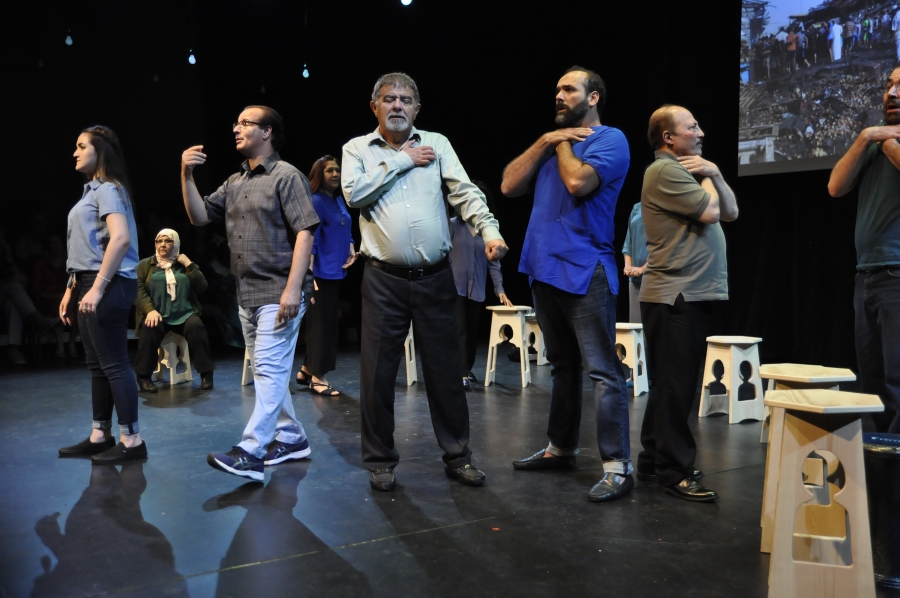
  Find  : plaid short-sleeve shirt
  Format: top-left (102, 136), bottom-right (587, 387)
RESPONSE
top-left (204, 152), bottom-right (319, 308)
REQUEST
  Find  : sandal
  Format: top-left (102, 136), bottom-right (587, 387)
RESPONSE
top-left (310, 381), bottom-right (340, 396)
top-left (296, 369), bottom-right (311, 386)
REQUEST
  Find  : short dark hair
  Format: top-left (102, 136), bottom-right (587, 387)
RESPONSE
top-left (371, 72), bottom-right (420, 104)
top-left (244, 105), bottom-right (285, 149)
top-left (564, 66), bottom-right (607, 118)
top-left (647, 104), bottom-right (680, 150)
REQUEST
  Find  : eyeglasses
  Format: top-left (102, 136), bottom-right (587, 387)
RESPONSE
top-left (233, 120), bottom-right (263, 129)
top-left (155, 239), bottom-right (175, 245)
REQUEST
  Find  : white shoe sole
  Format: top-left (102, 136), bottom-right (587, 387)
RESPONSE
top-left (209, 455), bottom-right (264, 481)
top-left (264, 446), bottom-right (312, 466)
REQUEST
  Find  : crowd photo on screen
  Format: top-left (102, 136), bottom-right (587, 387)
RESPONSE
top-left (740, 0), bottom-right (900, 173)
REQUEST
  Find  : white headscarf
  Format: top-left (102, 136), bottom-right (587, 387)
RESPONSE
top-left (155, 228), bottom-right (181, 302)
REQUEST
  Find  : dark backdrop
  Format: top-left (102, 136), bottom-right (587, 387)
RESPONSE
top-left (6, 0), bottom-right (860, 369)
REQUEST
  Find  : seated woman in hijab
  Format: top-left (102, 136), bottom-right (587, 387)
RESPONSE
top-left (134, 228), bottom-right (215, 392)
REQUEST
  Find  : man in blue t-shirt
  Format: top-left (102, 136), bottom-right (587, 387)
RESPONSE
top-left (501, 66), bottom-right (632, 503)
top-left (828, 66), bottom-right (900, 433)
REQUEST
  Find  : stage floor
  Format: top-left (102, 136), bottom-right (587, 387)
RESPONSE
top-left (1, 345), bottom-right (896, 598)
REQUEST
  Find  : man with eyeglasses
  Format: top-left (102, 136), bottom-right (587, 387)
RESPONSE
top-left (342, 72), bottom-right (508, 492)
top-left (181, 105), bottom-right (320, 481)
top-left (829, 67), bottom-right (900, 434)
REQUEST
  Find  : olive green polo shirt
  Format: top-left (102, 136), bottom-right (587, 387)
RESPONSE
top-left (639, 151), bottom-right (729, 305)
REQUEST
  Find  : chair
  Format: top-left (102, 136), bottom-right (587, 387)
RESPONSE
top-left (762, 389), bottom-right (880, 597)
top-left (403, 323), bottom-right (417, 386)
top-left (241, 347), bottom-right (253, 385)
top-left (484, 305), bottom-right (533, 388)
top-left (615, 323), bottom-right (648, 396)
top-left (524, 314), bottom-right (548, 366)
top-left (152, 332), bottom-right (193, 386)
top-left (698, 335), bottom-right (765, 424)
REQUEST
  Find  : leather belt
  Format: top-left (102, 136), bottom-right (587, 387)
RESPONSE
top-left (365, 256), bottom-right (449, 281)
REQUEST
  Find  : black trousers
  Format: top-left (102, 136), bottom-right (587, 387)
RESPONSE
top-left (359, 262), bottom-right (472, 471)
top-left (638, 295), bottom-right (713, 486)
top-left (455, 295), bottom-right (483, 375)
top-left (304, 277), bottom-right (341, 376)
top-left (134, 314), bottom-right (215, 376)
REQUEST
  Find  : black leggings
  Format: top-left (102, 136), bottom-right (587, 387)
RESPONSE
top-left (134, 314), bottom-right (215, 376)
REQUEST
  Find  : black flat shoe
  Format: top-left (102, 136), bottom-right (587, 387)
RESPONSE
top-left (59, 437), bottom-right (115, 457)
top-left (462, 378), bottom-right (472, 391)
top-left (512, 449), bottom-right (576, 470)
top-left (588, 473), bottom-right (634, 502)
top-left (637, 468), bottom-right (704, 484)
top-left (661, 478), bottom-right (719, 502)
top-left (369, 468), bottom-right (396, 492)
top-left (91, 441), bottom-right (148, 464)
top-left (200, 372), bottom-right (214, 390)
top-left (445, 464), bottom-right (485, 486)
top-left (466, 371), bottom-right (478, 382)
top-left (137, 377), bottom-right (158, 393)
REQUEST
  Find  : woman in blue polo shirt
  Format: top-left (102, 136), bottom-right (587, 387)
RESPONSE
top-left (58, 125), bottom-right (146, 463)
top-left (296, 155), bottom-right (358, 395)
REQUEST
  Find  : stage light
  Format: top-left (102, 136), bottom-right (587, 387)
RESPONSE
top-left (302, 64), bottom-right (309, 78)
top-left (401, 0), bottom-right (412, 5)
top-left (65, 34), bottom-right (73, 46)
top-left (188, 51), bottom-right (196, 65)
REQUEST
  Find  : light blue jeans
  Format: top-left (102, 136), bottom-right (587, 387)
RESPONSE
top-left (237, 302), bottom-right (308, 459)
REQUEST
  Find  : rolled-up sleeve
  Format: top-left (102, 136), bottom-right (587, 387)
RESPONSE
top-left (203, 177), bottom-right (232, 223)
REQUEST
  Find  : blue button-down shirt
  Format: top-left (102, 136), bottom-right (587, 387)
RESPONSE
top-left (311, 190), bottom-right (353, 280)
top-left (66, 179), bottom-right (140, 278)
top-left (519, 125), bottom-right (630, 295)
top-left (449, 216), bottom-right (504, 302)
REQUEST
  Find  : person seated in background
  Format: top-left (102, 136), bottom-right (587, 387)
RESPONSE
top-left (134, 228), bottom-right (215, 392)
top-left (31, 235), bottom-right (79, 359)
top-left (0, 229), bottom-right (59, 365)
top-left (449, 181), bottom-right (513, 390)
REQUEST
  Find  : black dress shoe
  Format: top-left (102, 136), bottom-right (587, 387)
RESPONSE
top-left (137, 377), bottom-right (158, 393)
top-left (466, 371), bottom-right (478, 382)
top-left (59, 437), bottom-right (116, 456)
top-left (462, 378), bottom-right (472, 391)
top-left (512, 449), bottom-right (576, 470)
top-left (370, 468), bottom-right (396, 492)
top-left (200, 372), bottom-right (214, 390)
top-left (588, 473), bottom-right (634, 502)
top-left (661, 477), bottom-right (719, 502)
top-left (445, 464), bottom-right (485, 486)
top-left (637, 468), bottom-right (704, 483)
top-left (91, 441), bottom-right (148, 464)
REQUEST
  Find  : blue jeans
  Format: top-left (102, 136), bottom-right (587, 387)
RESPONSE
top-left (531, 262), bottom-right (631, 474)
top-left (237, 301), bottom-right (308, 459)
top-left (854, 269), bottom-right (900, 432)
top-left (77, 273), bottom-right (139, 436)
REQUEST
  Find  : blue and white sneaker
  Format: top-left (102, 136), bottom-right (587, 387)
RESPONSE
top-left (207, 447), bottom-right (264, 481)
top-left (263, 438), bottom-right (311, 465)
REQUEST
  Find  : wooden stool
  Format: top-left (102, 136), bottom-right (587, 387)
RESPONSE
top-left (762, 389), bottom-right (881, 597)
top-left (152, 332), bottom-right (193, 386)
top-left (241, 347), bottom-right (253, 385)
top-left (758, 364), bottom-right (856, 444)
top-left (403, 323), bottom-right (417, 386)
top-left (615, 323), bottom-right (648, 396)
top-left (484, 305), bottom-right (532, 388)
top-left (524, 314), bottom-right (548, 366)
top-left (698, 335), bottom-right (765, 423)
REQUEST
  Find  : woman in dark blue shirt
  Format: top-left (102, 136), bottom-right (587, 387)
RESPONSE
top-left (296, 156), bottom-right (358, 395)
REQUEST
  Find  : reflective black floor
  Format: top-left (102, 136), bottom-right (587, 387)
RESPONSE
top-left (1, 345), bottom-right (898, 597)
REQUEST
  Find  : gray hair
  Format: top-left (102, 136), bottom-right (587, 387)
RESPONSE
top-left (371, 72), bottom-right (420, 104)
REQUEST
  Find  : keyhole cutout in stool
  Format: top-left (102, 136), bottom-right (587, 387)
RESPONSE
top-left (709, 359), bottom-right (727, 395)
top-left (793, 450), bottom-right (851, 567)
top-left (738, 361), bottom-right (758, 401)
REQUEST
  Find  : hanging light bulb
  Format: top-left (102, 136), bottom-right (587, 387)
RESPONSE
top-left (302, 63), bottom-right (309, 78)
top-left (188, 50), bottom-right (197, 65)
top-left (65, 32), bottom-right (73, 46)
top-left (401, 0), bottom-right (412, 5)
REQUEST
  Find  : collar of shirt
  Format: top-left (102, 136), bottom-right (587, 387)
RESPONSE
top-left (365, 127), bottom-right (422, 150)
top-left (240, 151), bottom-right (281, 177)
top-left (653, 150), bottom-right (679, 163)
top-left (82, 178), bottom-right (103, 197)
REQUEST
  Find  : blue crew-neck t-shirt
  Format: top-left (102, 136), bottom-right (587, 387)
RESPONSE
top-left (519, 125), bottom-right (630, 295)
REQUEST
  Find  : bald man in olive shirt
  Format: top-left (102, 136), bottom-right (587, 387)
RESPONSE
top-left (638, 105), bottom-right (738, 503)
